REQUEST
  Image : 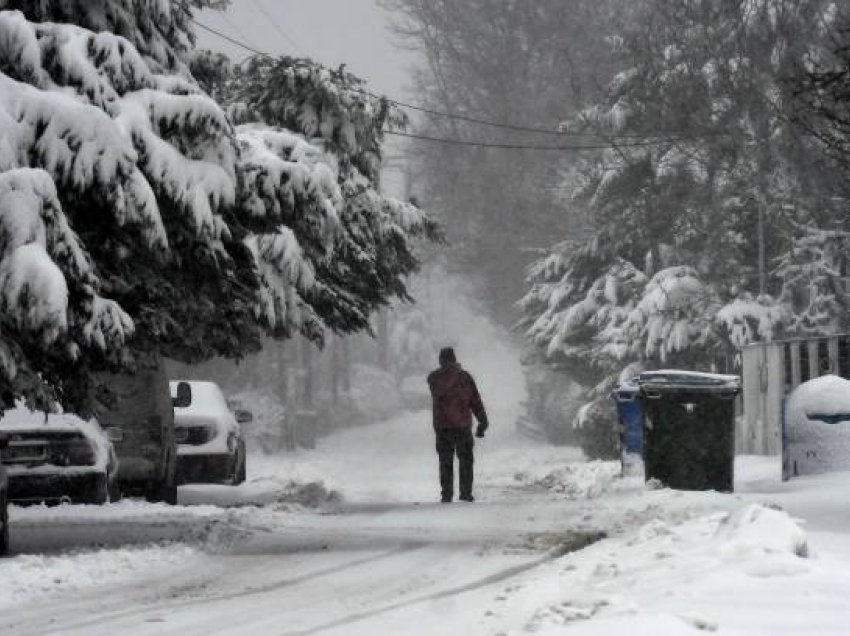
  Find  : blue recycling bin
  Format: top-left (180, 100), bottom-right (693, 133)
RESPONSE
top-left (611, 382), bottom-right (644, 472)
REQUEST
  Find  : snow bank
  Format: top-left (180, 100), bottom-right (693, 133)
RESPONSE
top-left (518, 503), bottom-right (811, 634)
top-left (532, 461), bottom-right (621, 499)
top-left (178, 475), bottom-right (342, 509)
top-left (716, 504), bottom-right (809, 575)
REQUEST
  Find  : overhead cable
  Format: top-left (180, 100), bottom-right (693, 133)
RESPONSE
top-left (384, 130), bottom-right (687, 151)
top-left (192, 18), bottom-right (710, 145)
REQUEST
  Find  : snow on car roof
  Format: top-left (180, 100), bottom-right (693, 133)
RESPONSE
top-left (0, 407), bottom-right (92, 435)
top-left (0, 406), bottom-right (111, 468)
top-left (169, 380), bottom-right (230, 418)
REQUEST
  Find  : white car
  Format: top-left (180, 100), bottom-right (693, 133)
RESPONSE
top-left (170, 381), bottom-right (250, 485)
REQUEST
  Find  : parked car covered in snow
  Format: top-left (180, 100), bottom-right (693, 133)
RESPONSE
top-left (0, 408), bottom-right (118, 505)
top-left (170, 381), bottom-right (249, 485)
top-left (94, 360), bottom-right (179, 504)
top-left (0, 435), bottom-right (8, 555)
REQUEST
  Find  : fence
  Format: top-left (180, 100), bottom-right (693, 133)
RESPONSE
top-left (740, 334), bottom-right (850, 454)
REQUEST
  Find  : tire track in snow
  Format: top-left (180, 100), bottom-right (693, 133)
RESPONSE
top-left (278, 553), bottom-right (555, 635)
top-left (7, 541), bottom-right (426, 636)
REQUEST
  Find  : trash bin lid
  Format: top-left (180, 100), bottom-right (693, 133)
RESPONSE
top-left (610, 380), bottom-right (640, 401)
top-left (637, 370), bottom-right (740, 393)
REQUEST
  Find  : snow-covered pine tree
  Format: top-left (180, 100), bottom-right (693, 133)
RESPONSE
top-left (0, 0), bottom-right (228, 73)
top-left (521, 0), bottom-right (845, 385)
top-left (216, 55), bottom-right (440, 334)
top-left (0, 8), bottom-right (347, 410)
top-left (775, 227), bottom-right (850, 336)
top-left (519, 236), bottom-right (647, 387)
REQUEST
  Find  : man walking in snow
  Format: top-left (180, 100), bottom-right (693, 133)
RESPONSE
top-left (427, 347), bottom-right (489, 503)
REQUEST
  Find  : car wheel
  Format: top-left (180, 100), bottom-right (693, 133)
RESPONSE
top-left (83, 475), bottom-right (109, 505)
top-left (161, 480), bottom-right (178, 505)
top-left (145, 477), bottom-right (178, 505)
top-left (108, 476), bottom-right (122, 503)
top-left (236, 441), bottom-right (247, 485)
top-left (0, 491), bottom-right (8, 556)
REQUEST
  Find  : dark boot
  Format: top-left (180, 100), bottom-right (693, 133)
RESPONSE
top-left (436, 429), bottom-right (454, 502)
top-left (457, 429), bottom-right (475, 501)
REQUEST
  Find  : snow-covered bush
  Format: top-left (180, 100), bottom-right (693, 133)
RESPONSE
top-left (520, 364), bottom-right (584, 445)
top-left (572, 399), bottom-right (620, 461)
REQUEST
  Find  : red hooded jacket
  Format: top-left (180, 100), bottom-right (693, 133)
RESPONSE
top-left (427, 363), bottom-right (488, 430)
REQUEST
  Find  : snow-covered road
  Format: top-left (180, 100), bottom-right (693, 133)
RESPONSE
top-left (0, 363), bottom-right (603, 636)
top-left (1, 336), bottom-right (849, 634)
top-left (4, 411), bottom-right (847, 635)
top-left (0, 405), bottom-right (590, 636)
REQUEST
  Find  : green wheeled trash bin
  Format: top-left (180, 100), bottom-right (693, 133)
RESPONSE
top-left (637, 370), bottom-right (740, 492)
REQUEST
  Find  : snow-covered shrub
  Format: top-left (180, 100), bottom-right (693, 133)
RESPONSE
top-left (520, 365), bottom-right (584, 445)
top-left (573, 399), bottom-right (620, 461)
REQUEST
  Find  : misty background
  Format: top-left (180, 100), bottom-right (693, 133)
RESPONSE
top-left (186, 0), bottom-right (850, 458)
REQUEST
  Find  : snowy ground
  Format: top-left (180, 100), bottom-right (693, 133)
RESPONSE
top-left (1, 338), bottom-right (849, 634)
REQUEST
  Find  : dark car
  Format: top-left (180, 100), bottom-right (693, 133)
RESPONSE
top-left (0, 408), bottom-right (118, 506)
top-left (0, 434), bottom-right (8, 555)
top-left (95, 360), bottom-right (179, 504)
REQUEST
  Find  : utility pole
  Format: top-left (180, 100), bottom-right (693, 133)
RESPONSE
top-left (330, 334), bottom-right (339, 408)
top-left (758, 198), bottom-right (766, 296)
top-left (377, 308), bottom-right (389, 370)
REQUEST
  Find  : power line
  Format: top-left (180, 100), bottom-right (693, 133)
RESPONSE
top-left (384, 130), bottom-right (687, 151)
top-left (191, 18), bottom-right (713, 144)
top-left (219, 11), bottom-right (252, 45)
top-left (194, 19), bottom-right (269, 58)
top-left (352, 86), bottom-right (684, 139)
top-left (248, 0), bottom-right (303, 56)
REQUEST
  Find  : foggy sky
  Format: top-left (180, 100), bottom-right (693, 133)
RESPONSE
top-left (195, 0), bottom-right (418, 97)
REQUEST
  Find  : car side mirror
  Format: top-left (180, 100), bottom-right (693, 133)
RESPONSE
top-left (235, 409), bottom-right (253, 424)
top-left (0, 433), bottom-right (7, 449)
top-left (173, 381), bottom-right (192, 408)
top-left (105, 427), bottom-right (124, 443)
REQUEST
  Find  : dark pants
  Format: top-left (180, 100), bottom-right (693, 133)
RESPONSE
top-left (435, 427), bottom-right (474, 500)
